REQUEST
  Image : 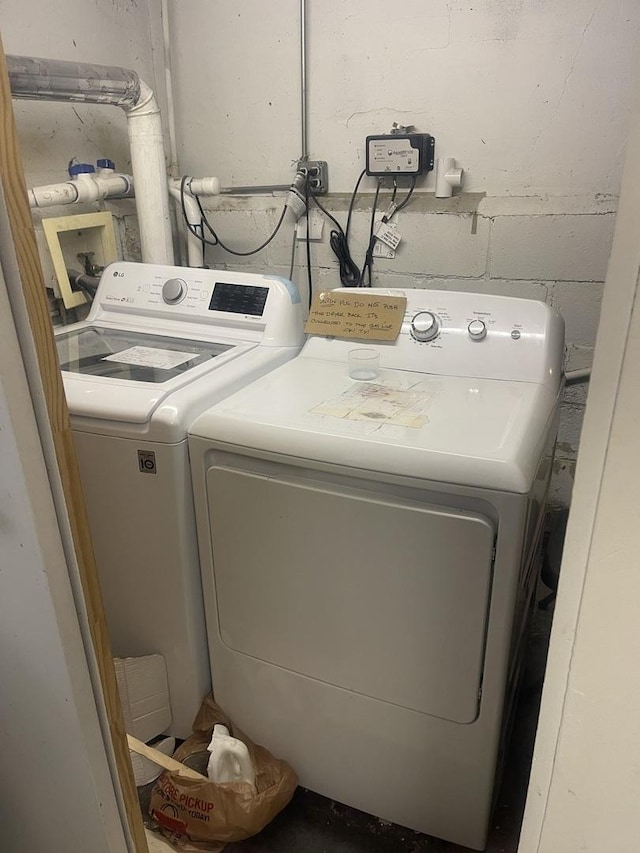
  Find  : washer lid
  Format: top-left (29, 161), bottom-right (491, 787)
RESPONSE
top-left (190, 356), bottom-right (559, 493)
top-left (56, 324), bottom-right (250, 424)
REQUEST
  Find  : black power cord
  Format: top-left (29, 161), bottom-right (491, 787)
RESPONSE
top-left (179, 176), bottom-right (287, 258)
top-left (304, 172), bottom-right (313, 309)
top-left (394, 176), bottom-right (416, 214)
top-left (311, 169), bottom-right (366, 287)
top-left (311, 171), bottom-right (417, 288)
top-left (360, 178), bottom-right (382, 287)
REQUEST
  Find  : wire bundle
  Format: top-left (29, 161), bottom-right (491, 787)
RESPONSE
top-left (179, 176), bottom-right (287, 257)
top-left (312, 171), bottom-right (416, 287)
top-left (177, 169), bottom-right (418, 302)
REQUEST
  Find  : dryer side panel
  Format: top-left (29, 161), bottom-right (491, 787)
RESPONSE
top-left (207, 465), bottom-right (495, 724)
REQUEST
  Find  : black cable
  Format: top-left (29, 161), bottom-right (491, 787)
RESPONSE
top-left (309, 192), bottom-right (343, 232)
top-left (360, 179), bottom-right (382, 287)
top-left (310, 193), bottom-right (361, 287)
top-left (346, 168), bottom-right (366, 240)
top-left (179, 176), bottom-right (287, 256)
top-left (394, 176), bottom-right (416, 213)
top-left (304, 174), bottom-right (313, 309)
top-left (309, 170), bottom-right (367, 287)
top-left (179, 175), bottom-right (207, 243)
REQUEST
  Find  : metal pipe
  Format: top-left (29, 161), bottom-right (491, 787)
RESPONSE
top-left (220, 184), bottom-right (290, 194)
top-left (300, 0), bottom-right (308, 161)
top-left (161, 0), bottom-right (180, 176)
top-left (6, 55), bottom-right (140, 106)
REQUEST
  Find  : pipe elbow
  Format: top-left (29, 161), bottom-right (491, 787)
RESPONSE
top-left (124, 79), bottom-right (160, 117)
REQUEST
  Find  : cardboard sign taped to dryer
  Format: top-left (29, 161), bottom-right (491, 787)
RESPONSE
top-left (305, 291), bottom-right (406, 341)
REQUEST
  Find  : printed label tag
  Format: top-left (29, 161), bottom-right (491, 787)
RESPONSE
top-left (375, 221), bottom-right (402, 250)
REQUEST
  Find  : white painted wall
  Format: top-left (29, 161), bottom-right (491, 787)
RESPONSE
top-left (0, 246), bottom-right (128, 851)
top-left (166, 0), bottom-right (640, 505)
top-left (2, 0), bottom-right (638, 503)
top-left (519, 88), bottom-right (640, 853)
top-left (170, 0), bottom-right (639, 196)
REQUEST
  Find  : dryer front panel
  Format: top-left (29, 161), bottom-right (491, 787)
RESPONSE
top-left (206, 463), bottom-right (495, 724)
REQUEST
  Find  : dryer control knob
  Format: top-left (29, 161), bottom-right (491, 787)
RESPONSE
top-left (410, 311), bottom-right (440, 342)
top-left (162, 278), bottom-right (187, 304)
top-left (468, 319), bottom-right (487, 341)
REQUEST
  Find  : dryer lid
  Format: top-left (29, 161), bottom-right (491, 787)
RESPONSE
top-left (190, 356), bottom-right (559, 493)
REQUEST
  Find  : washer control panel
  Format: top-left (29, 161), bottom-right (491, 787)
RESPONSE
top-left (88, 262), bottom-right (304, 348)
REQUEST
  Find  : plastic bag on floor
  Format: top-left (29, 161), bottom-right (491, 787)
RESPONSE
top-left (149, 695), bottom-right (298, 852)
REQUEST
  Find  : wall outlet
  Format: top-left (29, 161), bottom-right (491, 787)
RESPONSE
top-left (296, 211), bottom-right (325, 241)
top-left (296, 160), bottom-right (329, 194)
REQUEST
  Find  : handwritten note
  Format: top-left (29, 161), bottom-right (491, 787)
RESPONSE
top-left (304, 291), bottom-right (407, 341)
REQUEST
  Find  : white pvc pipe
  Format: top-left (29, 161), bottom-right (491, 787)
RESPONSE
top-left (169, 177), bottom-right (221, 268)
top-left (8, 56), bottom-right (175, 267)
top-left (29, 182), bottom-right (78, 207)
top-left (125, 81), bottom-right (174, 266)
top-left (28, 173), bottom-right (132, 209)
top-left (435, 157), bottom-right (464, 198)
top-left (168, 182), bottom-right (204, 267)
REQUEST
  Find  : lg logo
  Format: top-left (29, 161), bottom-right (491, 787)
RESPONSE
top-left (113, 271), bottom-right (125, 278)
top-left (138, 450), bottom-right (157, 474)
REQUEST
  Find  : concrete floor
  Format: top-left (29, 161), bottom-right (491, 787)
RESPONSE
top-left (144, 602), bottom-right (553, 853)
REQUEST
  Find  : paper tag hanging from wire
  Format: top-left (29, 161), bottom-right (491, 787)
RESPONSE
top-left (375, 220), bottom-right (402, 250)
top-left (373, 241), bottom-right (396, 259)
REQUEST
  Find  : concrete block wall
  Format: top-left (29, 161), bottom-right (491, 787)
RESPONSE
top-left (187, 191), bottom-right (616, 506)
top-left (5, 0), bottom-right (634, 509)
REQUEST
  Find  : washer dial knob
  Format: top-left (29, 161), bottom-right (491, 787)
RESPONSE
top-left (468, 319), bottom-right (487, 341)
top-left (162, 278), bottom-right (187, 304)
top-left (410, 311), bottom-right (440, 342)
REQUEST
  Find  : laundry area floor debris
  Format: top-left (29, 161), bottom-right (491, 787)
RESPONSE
top-left (143, 597), bottom-right (552, 853)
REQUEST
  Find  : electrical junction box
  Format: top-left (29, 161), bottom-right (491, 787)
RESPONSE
top-left (365, 133), bottom-right (435, 177)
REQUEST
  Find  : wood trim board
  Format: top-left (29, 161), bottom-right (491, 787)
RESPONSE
top-left (0, 36), bottom-right (148, 853)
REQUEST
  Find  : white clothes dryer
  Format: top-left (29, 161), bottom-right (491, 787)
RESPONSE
top-left (55, 262), bottom-right (304, 737)
top-left (188, 288), bottom-right (564, 849)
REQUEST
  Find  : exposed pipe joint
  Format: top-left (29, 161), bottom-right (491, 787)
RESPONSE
top-left (168, 177), bottom-right (221, 268)
top-left (7, 54), bottom-right (174, 265)
top-left (29, 172), bottom-right (133, 209)
top-left (435, 157), bottom-right (464, 198)
top-left (123, 80), bottom-right (174, 264)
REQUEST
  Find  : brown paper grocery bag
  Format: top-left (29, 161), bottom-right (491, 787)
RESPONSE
top-left (149, 696), bottom-right (297, 851)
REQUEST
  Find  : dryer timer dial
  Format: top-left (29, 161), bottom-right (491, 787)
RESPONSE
top-left (410, 311), bottom-right (440, 342)
top-left (162, 278), bottom-right (187, 304)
